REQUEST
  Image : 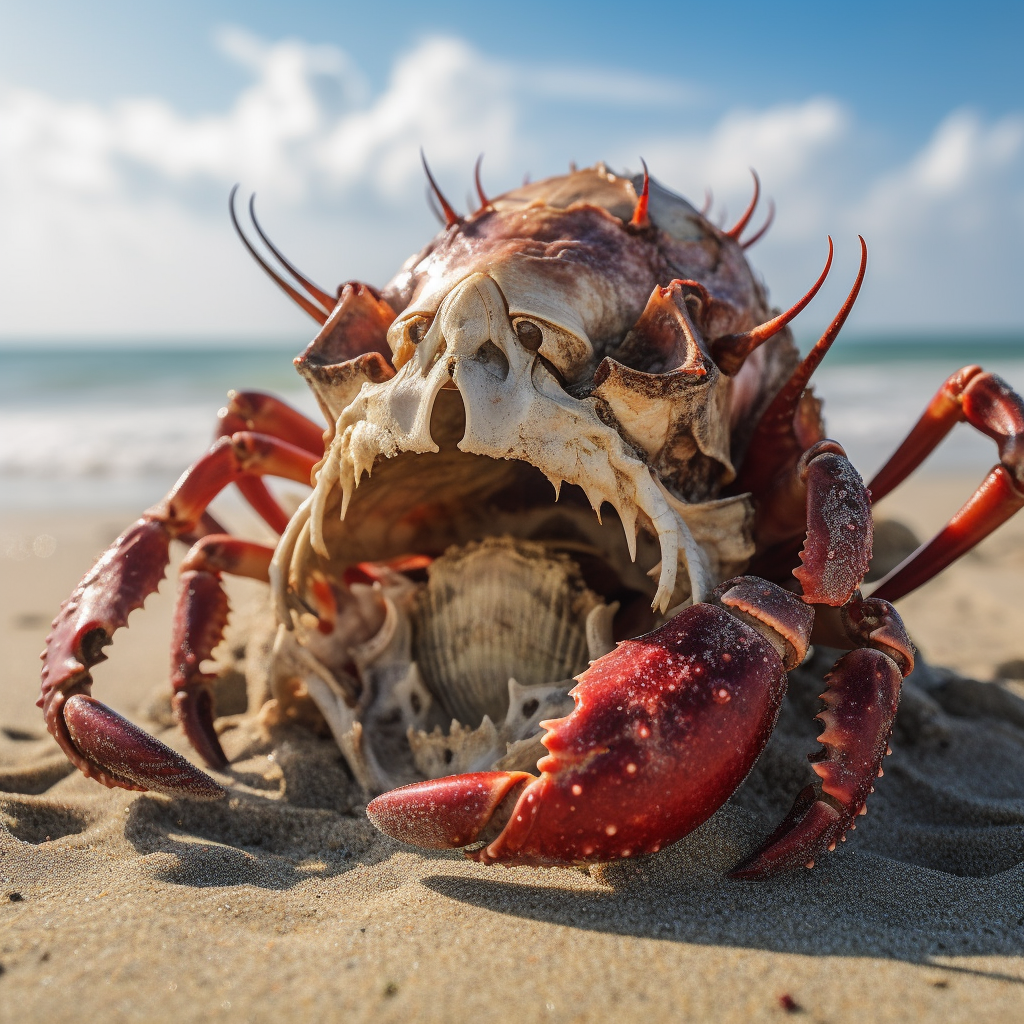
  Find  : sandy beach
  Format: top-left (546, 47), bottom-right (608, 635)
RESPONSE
top-left (2, 473), bottom-right (1024, 1023)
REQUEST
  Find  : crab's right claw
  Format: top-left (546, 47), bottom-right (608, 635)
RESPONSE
top-left (39, 518), bottom-right (225, 799)
top-left (368, 581), bottom-right (816, 866)
top-left (367, 772), bottom-right (534, 850)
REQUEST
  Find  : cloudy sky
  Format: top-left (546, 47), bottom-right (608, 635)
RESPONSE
top-left (1, 0), bottom-right (1021, 343)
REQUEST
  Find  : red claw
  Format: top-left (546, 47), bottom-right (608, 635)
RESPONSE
top-left (794, 441), bottom-right (873, 606)
top-left (170, 569), bottom-right (231, 769)
top-left (729, 647), bottom-right (902, 878)
top-left (367, 772), bottom-right (533, 850)
top-left (368, 601), bottom-right (792, 865)
top-left (64, 695), bottom-right (225, 800)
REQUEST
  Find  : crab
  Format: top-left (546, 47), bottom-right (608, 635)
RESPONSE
top-left (38, 160), bottom-right (1024, 878)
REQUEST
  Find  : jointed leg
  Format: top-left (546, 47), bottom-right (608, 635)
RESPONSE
top-left (40, 432), bottom-right (318, 795)
top-left (868, 367), bottom-right (1024, 601)
top-left (216, 391), bottom-right (325, 535)
top-left (217, 390), bottom-right (325, 456)
top-left (732, 439), bottom-right (915, 877)
top-left (172, 536), bottom-right (275, 768)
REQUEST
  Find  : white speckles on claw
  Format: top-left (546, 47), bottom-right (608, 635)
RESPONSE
top-left (571, 783), bottom-right (583, 796)
top-left (713, 687), bottom-right (731, 704)
top-left (626, 763), bottom-right (638, 774)
top-left (605, 824), bottom-right (618, 836)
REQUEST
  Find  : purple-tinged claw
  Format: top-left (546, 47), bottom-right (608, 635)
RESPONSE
top-left (715, 576), bottom-right (814, 669)
top-left (794, 443), bottom-right (872, 606)
top-left (729, 647), bottom-right (901, 879)
top-left (170, 569), bottom-right (231, 769)
top-left (39, 518), bottom-right (173, 786)
top-left (63, 695), bottom-right (225, 799)
top-left (41, 518), bottom-right (172, 700)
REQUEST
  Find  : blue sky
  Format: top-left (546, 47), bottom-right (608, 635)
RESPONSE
top-left (1, 0), bottom-right (1022, 341)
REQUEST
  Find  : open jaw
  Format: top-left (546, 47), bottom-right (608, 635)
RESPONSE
top-left (265, 273), bottom-right (754, 794)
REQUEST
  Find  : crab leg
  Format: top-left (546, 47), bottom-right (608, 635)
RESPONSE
top-left (40, 432), bottom-right (317, 795)
top-left (216, 391), bottom-right (325, 534)
top-left (171, 537), bottom-right (275, 768)
top-left (730, 595), bottom-right (913, 877)
top-left (865, 367), bottom-right (1024, 601)
top-left (730, 442), bottom-right (915, 877)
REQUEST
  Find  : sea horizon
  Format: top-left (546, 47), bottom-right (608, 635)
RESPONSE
top-left (3, 335), bottom-right (1023, 513)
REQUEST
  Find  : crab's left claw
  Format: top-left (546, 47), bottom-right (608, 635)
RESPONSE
top-left (728, 595), bottom-right (913, 878)
top-left (368, 581), bottom-right (814, 866)
top-left (39, 518), bottom-right (226, 799)
top-left (62, 694), bottom-right (226, 799)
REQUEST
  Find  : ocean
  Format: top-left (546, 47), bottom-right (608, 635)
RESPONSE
top-left (2, 338), bottom-right (1023, 513)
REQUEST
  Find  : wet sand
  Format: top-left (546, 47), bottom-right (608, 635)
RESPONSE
top-left (2, 474), bottom-right (1023, 1023)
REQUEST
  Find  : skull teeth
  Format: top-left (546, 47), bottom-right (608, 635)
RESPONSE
top-left (271, 493), bottom-right (315, 627)
top-left (299, 271), bottom-right (705, 617)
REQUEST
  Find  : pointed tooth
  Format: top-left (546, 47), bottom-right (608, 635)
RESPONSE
top-left (648, 509), bottom-right (679, 612)
top-left (339, 476), bottom-right (354, 522)
top-left (270, 494), bottom-right (313, 627)
top-left (354, 441), bottom-right (376, 483)
top-left (583, 487), bottom-right (607, 524)
top-left (546, 475), bottom-right (563, 501)
top-left (628, 471), bottom-right (680, 612)
top-left (309, 457), bottom-right (338, 558)
top-left (310, 496), bottom-right (328, 560)
top-left (615, 502), bottom-right (638, 563)
top-left (653, 581), bottom-right (673, 615)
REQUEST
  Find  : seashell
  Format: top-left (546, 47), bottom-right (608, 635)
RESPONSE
top-left (412, 537), bottom-right (604, 726)
top-left (408, 677), bottom-right (576, 779)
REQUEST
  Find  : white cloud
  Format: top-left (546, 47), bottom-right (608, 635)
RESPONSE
top-left (316, 36), bottom-right (517, 196)
top-left (859, 109), bottom-right (1024, 232)
top-left (0, 30), bottom-right (1021, 339)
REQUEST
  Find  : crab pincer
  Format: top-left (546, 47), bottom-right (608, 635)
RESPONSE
top-left (368, 574), bottom-right (913, 875)
top-left (39, 430), bottom-right (319, 798)
top-left (369, 580), bottom-right (809, 866)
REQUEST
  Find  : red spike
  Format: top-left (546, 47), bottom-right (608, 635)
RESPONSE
top-left (711, 238), bottom-right (833, 374)
top-left (742, 199), bottom-right (776, 249)
top-left (420, 150), bottom-right (461, 228)
top-left (756, 237), bottom-right (868, 433)
top-left (630, 159), bottom-right (651, 228)
top-left (726, 170), bottom-right (761, 240)
top-left (701, 189), bottom-right (713, 217)
top-left (247, 194), bottom-right (336, 311)
top-left (473, 153), bottom-right (491, 211)
top-left (229, 185), bottom-right (328, 325)
top-left (424, 186), bottom-right (445, 226)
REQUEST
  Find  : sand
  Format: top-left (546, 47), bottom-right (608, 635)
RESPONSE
top-left (2, 474), bottom-right (1024, 1023)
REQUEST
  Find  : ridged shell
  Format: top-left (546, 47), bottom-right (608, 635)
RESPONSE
top-left (412, 537), bottom-right (604, 725)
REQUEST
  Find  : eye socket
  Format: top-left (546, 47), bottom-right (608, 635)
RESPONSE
top-left (392, 315), bottom-right (433, 369)
top-left (406, 317), bottom-right (431, 344)
top-left (514, 319), bottom-right (543, 352)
